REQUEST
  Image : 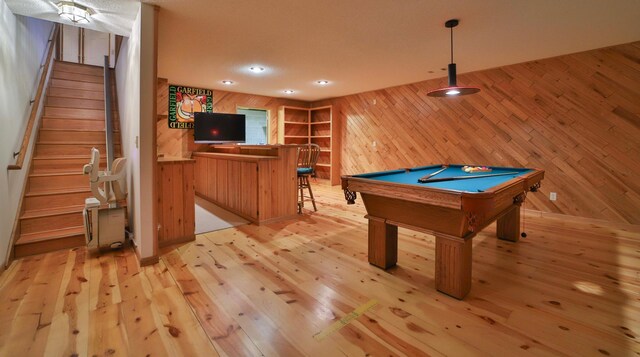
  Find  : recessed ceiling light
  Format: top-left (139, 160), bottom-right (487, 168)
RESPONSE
top-left (316, 80), bottom-right (329, 85)
top-left (283, 90), bottom-right (294, 94)
top-left (249, 66), bottom-right (265, 73)
top-left (222, 80), bottom-right (234, 85)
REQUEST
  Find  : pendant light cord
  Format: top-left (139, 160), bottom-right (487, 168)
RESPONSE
top-left (427, 19), bottom-right (481, 97)
top-left (450, 25), bottom-right (454, 64)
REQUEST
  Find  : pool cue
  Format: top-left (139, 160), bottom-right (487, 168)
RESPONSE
top-left (417, 165), bottom-right (449, 183)
top-left (418, 171), bottom-right (520, 184)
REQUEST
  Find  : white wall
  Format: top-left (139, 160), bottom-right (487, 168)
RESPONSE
top-left (138, 4), bottom-right (158, 261)
top-left (115, 3), bottom-right (157, 262)
top-left (115, 26), bottom-right (139, 244)
top-left (0, 0), bottom-right (54, 266)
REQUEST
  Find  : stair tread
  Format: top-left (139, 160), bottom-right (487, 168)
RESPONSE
top-left (45, 106), bottom-right (105, 111)
top-left (50, 77), bottom-right (103, 84)
top-left (55, 61), bottom-right (104, 69)
top-left (55, 61), bottom-right (104, 67)
top-left (34, 154), bottom-right (103, 159)
top-left (37, 141), bottom-right (119, 145)
top-left (42, 115), bottom-right (105, 119)
top-left (30, 171), bottom-right (85, 177)
top-left (39, 128), bottom-right (117, 132)
top-left (49, 85), bottom-right (103, 93)
top-left (33, 153), bottom-right (121, 160)
top-left (33, 156), bottom-right (121, 161)
top-left (47, 97), bottom-right (103, 101)
top-left (52, 70), bottom-right (103, 78)
top-left (21, 204), bottom-right (85, 219)
top-left (46, 103), bottom-right (104, 110)
top-left (16, 226), bottom-right (85, 245)
top-left (28, 187), bottom-right (89, 195)
top-left (25, 187), bottom-right (90, 197)
top-left (47, 92), bottom-right (104, 101)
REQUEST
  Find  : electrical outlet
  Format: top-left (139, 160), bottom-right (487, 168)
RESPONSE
top-left (550, 192), bottom-right (557, 201)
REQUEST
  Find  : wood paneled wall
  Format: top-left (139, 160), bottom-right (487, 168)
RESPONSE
top-left (156, 78), bottom-right (307, 158)
top-left (157, 159), bottom-right (195, 247)
top-left (156, 42), bottom-right (639, 224)
top-left (314, 42), bottom-right (640, 224)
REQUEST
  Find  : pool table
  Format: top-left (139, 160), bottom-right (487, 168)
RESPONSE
top-left (341, 164), bottom-right (544, 299)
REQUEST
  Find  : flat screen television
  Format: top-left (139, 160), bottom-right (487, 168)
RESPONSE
top-left (194, 112), bottom-right (246, 144)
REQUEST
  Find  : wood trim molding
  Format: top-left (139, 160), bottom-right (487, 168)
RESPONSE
top-left (78, 27), bottom-right (82, 63)
top-left (114, 35), bottom-right (123, 67)
top-left (57, 25), bottom-right (63, 60)
top-left (138, 255), bottom-right (160, 267)
top-left (158, 235), bottom-right (195, 248)
top-left (133, 245), bottom-right (159, 266)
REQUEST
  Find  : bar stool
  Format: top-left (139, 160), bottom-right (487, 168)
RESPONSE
top-left (297, 143), bottom-right (320, 213)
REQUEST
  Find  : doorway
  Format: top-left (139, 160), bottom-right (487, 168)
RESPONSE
top-left (59, 24), bottom-right (115, 67)
top-left (237, 108), bottom-right (269, 145)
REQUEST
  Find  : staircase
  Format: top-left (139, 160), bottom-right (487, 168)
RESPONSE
top-left (14, 61), bottom-right (122, 258)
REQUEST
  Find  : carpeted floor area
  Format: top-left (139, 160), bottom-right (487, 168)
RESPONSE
top-left (194, 196), bottom-right (248, 234)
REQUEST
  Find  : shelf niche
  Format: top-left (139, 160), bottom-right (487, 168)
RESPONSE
top-left (278, 105), bottom-right (339, 185)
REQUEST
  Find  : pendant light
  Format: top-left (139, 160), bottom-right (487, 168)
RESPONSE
top-left (427, 19), bottom-right (480, 97)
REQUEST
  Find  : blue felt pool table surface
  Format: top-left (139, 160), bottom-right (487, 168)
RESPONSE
top-left (351, 164), bottom-right (533, 193)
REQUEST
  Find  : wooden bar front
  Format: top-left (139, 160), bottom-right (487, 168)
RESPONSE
top-left (192, 145), bottom-right (298, 224)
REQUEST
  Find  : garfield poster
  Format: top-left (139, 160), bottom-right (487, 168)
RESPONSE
top-left (168, 84), bottom-right (213, 129)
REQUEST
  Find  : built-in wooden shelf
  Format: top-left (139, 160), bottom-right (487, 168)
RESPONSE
top-left (278, 105), bottom-right (339, 184)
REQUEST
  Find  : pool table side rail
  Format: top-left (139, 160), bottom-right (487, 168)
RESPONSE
top-left (479, 168), bottom-right (545, 194)
top-left (342, 177), bottom-right (463, 209)
top-left (350, 164), bottom-right (535, 180)
top-left (351, 164), bottom-right (443, 179)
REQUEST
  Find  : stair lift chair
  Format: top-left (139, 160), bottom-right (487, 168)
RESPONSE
top-left (82, 148), bottom-right (127, 249)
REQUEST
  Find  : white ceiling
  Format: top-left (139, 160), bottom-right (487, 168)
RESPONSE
top-left (4, 0), bottom-right (139, 36)
top-left (6, 0), bottom-right (640, 101)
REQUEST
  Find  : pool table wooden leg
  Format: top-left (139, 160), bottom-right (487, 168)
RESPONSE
top-left (435, 234), bottom-right (473, 299)
top-left (497, 205), bottom-right (520, 242)
top-left (367, 216), bottom-right (398, 269)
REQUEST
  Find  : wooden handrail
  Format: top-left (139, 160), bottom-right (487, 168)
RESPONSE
top-left (102, 55), bottom-right (116, 208)
top-left (7, 24), bottom-right (60, 170)
top-left (104, 55), bottom-right (114, 171)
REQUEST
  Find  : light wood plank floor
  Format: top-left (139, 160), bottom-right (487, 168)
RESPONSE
top-left (1, 180), bottom-right (639, 356)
